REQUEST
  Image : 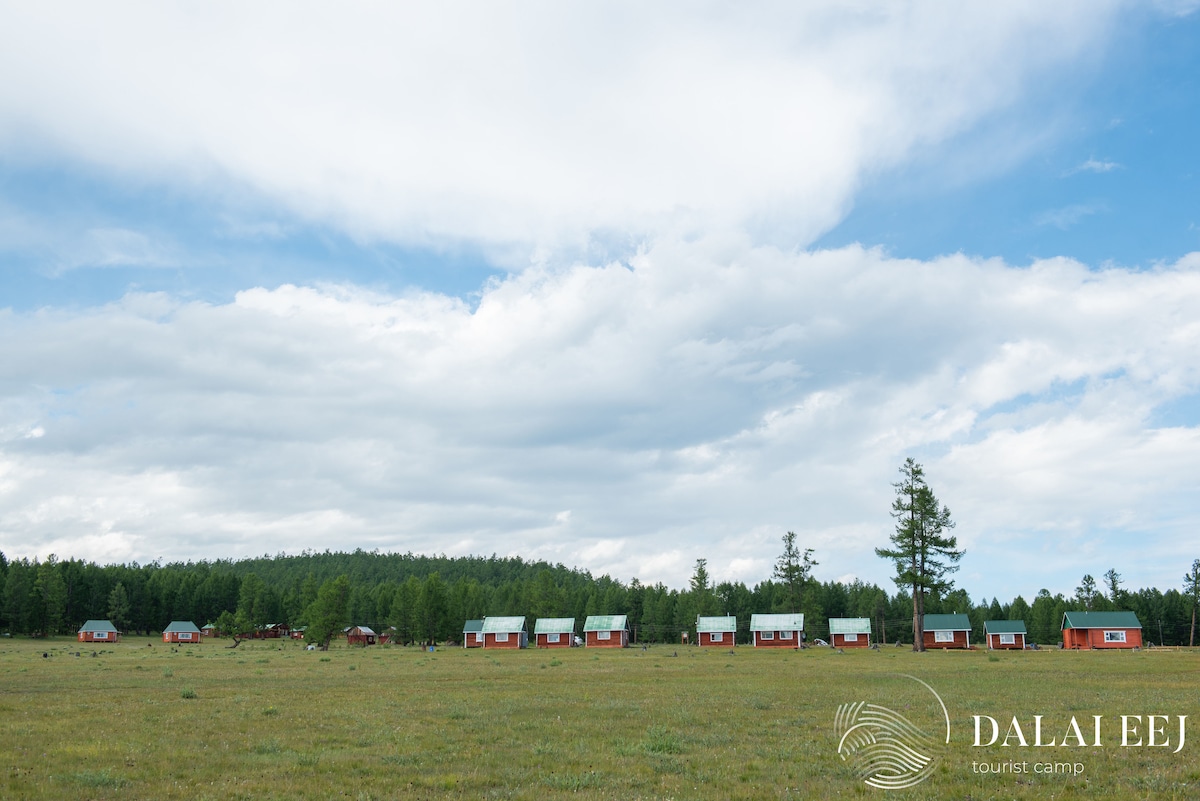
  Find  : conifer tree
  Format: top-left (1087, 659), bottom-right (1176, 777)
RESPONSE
top-left (875, 458), bottom-right (962, 652)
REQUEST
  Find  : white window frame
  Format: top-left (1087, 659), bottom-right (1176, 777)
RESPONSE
top-left (474, 632), bottom-right (483, 643)
top-left (179, 632), bottom-right (192, 640)
top-left (597, 630), bottom-right (611, 640)
top-left (1103, 630), bottom-right (1127, 643)
top-left (998, 633), bottom-right (1016, 645)
top-left (843, 633), bottom-right (858, 642)
top-left (760, 630), bottom-right (774, 640)
top-left (94, 631), bottom-right (108, 639)
top-left (495, 632), bottom-right (509, 642)
top-left (547, 633), bottom-right (560, 643)
top-left (934, 630), bottom-right (955, 643)
top-left (780, 630), bottom-right (793, 639)
top-left (709, 632), bottom-right (722, 643)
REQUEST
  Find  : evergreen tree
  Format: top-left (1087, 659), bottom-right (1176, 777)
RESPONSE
top-left (773, 531), bottom-right (817, 613)
top-left (32, 556), bottom-right (68, 636)
top-left (1184, 559), bottom-right (1200, 648)
top-left (1075, 574), bottom-right (1097, 610)
top-left (107, 582), bottom-right (131, 632)
top-left (875, 458), bottom-right (962, 652)
top-left (305, 575), bottom-right (351, 650)
top-left (1103, 568), bottom-right (1124, 605)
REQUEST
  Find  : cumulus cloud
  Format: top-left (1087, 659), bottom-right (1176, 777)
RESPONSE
top-left (0, 2), bottom-right (1121, 257)
top-left (2, 242), bottom-right (1198, 599)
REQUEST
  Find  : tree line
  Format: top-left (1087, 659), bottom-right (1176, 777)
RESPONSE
top-left (2, 544), bottom-right (1197, 647)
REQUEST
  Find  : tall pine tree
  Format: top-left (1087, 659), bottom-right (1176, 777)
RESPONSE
top-left (875, 458), bottom-right (962, 652)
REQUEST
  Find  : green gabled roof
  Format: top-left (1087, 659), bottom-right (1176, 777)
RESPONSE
top-left (534, 618), bottom-right (576, 634)
top-left (481, 616), bottom-right (526, 634)
top-left (828, 617), bottom-right (871, 635)
top-left (984, 620), bottom-right (1027, 635)
top-left (163, 621), bottom-right (201, 634)
top-left (1061, 611), bottom-right (1142, 630)
top-left (463, 619), bottom-right (484, 634)
top-left (349, 625), bottom-right (376, 635)
top-left (923, 613), bottom-right (971, 631)
top-left (583, 615), bottom-right (628, 632)
top-left (78, 619), bottom-right (119, 633)
top-left (749, 613), bottom-right (803, 631)
top-left (696, 616), bottom-right (737, 633)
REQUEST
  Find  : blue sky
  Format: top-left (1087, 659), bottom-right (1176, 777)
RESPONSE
top-left (1, 3), bottom-right (1198, 603)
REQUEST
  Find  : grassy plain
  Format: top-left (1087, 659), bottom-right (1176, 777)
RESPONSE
top-left (1, 637), bottom-right (1198, 800)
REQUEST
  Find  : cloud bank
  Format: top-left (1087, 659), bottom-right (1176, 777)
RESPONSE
top-left (3, 240), bottom-right (1197, 598)
top-left (0, 2), bottom-right (1118, 257)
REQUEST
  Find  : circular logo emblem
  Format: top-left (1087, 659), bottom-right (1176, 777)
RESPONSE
top-left (835, 675), bottom-right (950, 790)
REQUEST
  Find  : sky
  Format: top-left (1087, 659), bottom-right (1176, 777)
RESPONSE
top-left (1, 2), bottom-right (1199, 604)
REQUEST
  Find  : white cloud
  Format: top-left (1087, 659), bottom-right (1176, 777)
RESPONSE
top-left (1067, 157), bottom-right (1122, 175)
top-left (1033, 203), bottom-right (1104, 229)
top-left (1, 242), bottom-right (1198, 601)
top-left (0, 3), bottom-right (1121, 258)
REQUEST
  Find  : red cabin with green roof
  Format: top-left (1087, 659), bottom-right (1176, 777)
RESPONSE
top-left (984, 620), bottom-right (1027, 650)
top-left (1062, 611), bottom-right (1142, 649)
top-left (922, 613), bottom-right (971, 649)
top-left (534, 618), bottom-right (576, 648)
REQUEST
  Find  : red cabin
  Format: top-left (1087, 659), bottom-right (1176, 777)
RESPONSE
top-left (346, 626), bottom-right (377, 646)
top-left (583, 615), bottom-right (628, 647)
top-left (163, 621), bottom-right (202, 643)
top-left (984, 620), bottom-right (1027, 650)
top-left (534, 618), bottom-right (576, 648)
top-left (828, 617), bottom-right (871, 648)
top-left (922, 614), bottom-right (971, 649)
top-left (1062, 611), bottom-right (1142, 649)
top-left (697, 616), bottom-right (737, 647)
top-left (750, 614), bottom-right (803, 648)
top-left (78, 620), bottom-right (121, 643)
top-left (481, 616), bottom-right (527, 649)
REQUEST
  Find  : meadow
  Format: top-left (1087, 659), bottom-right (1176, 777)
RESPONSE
top-left (1, 637), bottom-right (1197, 800)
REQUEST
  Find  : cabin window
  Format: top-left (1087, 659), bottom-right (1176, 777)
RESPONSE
top-left (761, 631), bottom-right (774, 640)
top-left (474, 632), bottom-right (483, 643)
top-left (998, 633), bottom-right (1015, 645)
top-left (1103, 630), bottom-right (1126, 643)
top-left (179, 632), bottom-right (192, 640)
top-left (780, 630), bottom-right (793, 639)
top-left (934, 630), bottom-right (955, 643)
top-left (597, 630), bottom-right (611, 640)
top-left (496, 632), bottom-right (509, 642)
top-left (709, 632), bottom-right (722, 643)
top-left (94, 631), bottom-right (108, 639)
top-left (843, 633), bottom-right (858, 642)
top-left (547, 633), bottom-right (560, 643)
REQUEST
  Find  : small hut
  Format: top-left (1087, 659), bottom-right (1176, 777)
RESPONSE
top-left (1061, 611), bottom-right (1143, 649)
top-left (583, 615), bottom-right (628, 647)
top-left (828, 617), bottom-right (871, 648)
top-left (78, 620), bottom-right (121, 643)
top-left (290, 626), bottom-right (306, 640)
top-left (481, 616), bottom-right (527, 649)
top-left (984, 620), bottom-right (1027, 650)
top-left (697, 616), bottom-right (737, 647)
top-left (534, 618), bottom-right (576, 648)
top-left (749, 613), bottom-right (803, 648)
top-left (922, 614), bottom-right (971, 649)
top-left (346, 626), bottom-right (378, 646)
top-left (200, 623), bottom-right (217, 638)
top-left (463, 620), bottom-right (485, 648)
top-left (163, 621), bottom-right (202, 644)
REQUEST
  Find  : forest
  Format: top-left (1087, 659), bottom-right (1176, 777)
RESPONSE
top-left (2, 547), bottom-right (1197, 647)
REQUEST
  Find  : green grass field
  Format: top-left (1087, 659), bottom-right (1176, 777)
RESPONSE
top-left (1, 637), bottom-right (1197, 800)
